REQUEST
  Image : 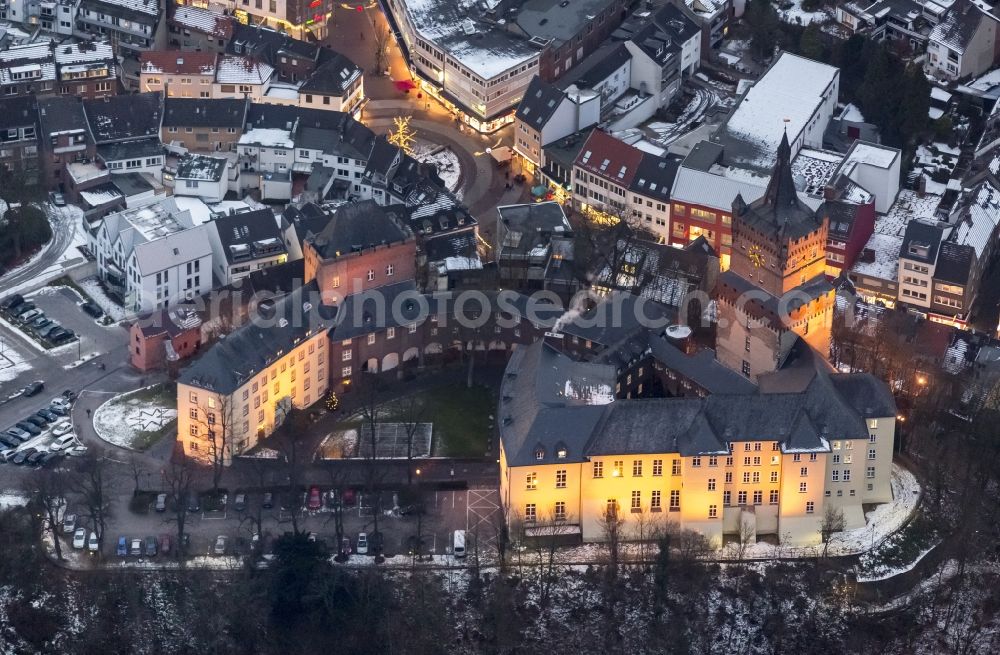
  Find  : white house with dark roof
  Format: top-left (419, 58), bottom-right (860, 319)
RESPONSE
top-left (513, 75), bottom-right (600, 171)
top-left (74, 0), bottom-right (167, 72)
top-left (212, 55), bottom-right (275, 102)
top-left (927, 0), bottom-right (1000, 80)
top-left (297, 52), bottom-right (364, 117)
top-left (206, 207), bottom-right (288, 284)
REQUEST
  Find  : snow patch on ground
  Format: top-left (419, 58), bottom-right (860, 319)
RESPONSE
top-left (77, 277), bottom-right (129, 322)
top-left (0, 341), bottom-right (32, 383)
top-left (857, 541), bottom-right (939, 582)
top-left (0, 492), bottom-right (29, 509)
top-left (414, 141), bottom-right (462, 192)
top-left (778, 0), bottom-right (833, 25)
top-left (92, 385), bottom-right (176, 450)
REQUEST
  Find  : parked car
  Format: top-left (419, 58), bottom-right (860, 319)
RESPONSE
top-left (159, 535), bottom-right (172, 556)
top-left (130, 538), bottom-right (142, 556)
top-left (25, 415), bottom-right (48, 427)
top-left (50, 434), bottom-right (76, 451)
top-left (14, 302), bottom-right (36, 317)
top-left (18, 309), bottom-right (40, 323)
top-left (50, 396), bottom-right (71, 410)
top-left (342, 488), bottom-right (357, 506)
top-left (36, 408), bottom-right (58, 422)
top-left (50, 192), bottom-right (66, 206)
top-left (155, 493), bottom-right (167, 512)
top-left (213, 535), bottom-right (227, 555)
top-left (0, 434), bottom-right (18, 449)
top-left (233, 493), bottom-right (246, 511)
top-left (262, 492), bottom-right (273, 509)
top-left (12, 451), bottom-right (30, 465)
top-left (26, 451), bottom-right (45, 466)
top-left (61, 390), bottom-right (77, 401)
top-left (0, 294), bottom-right (24, 310)
top-left (16, 421), bottom-right (41, 435)
top-left (339, 537), bottom-right (352, 557)
top-left (0, 448), bottom-right (15, 462)
top-left (117, 536), bottom-right (128, 557)
top-left (22, 380), bottom-right (44, 397)
top-left (62, 513), bottom-right (76, 534)
top-left (72, 527), bottom-right (87, 549)
top-left (6, 427), bottom-right (29, 441)
top-left (46, 403), bottom-right (67, 416)
top-left (187, 493), bottom-right (200, 513)
top-left (80, 301), bottom-right (103, 318)
top-left (39, 452), bottom-right (62, 466)
top-left (356, 532), bottom-right (369, 555)
top-left (47, 327), bottom-right (68, 341)
top-left (67, 445), bottom-right (87, 457)
top-left (87, 532), bottom-right (99, 553)
top-left (38, 324), bottom-right (61, 338)
top-left (144, 536), bottom-right (158, 556)
top-left (51, 421), bottom-right (72, 437)
top-left (31, 316), bottom-right (50, 329)
top-left (51, 329), bottom-right (75, 343)
top-left (307, 486), bottom-right (322, 511)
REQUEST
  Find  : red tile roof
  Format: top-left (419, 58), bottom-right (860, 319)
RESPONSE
top-left (573, 129), bottom-right (644, 187)
top-left (140, 51), bottom-right (217, 76)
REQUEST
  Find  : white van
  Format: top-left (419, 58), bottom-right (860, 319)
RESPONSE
top-left (452, 530), bottom-right (466, 558)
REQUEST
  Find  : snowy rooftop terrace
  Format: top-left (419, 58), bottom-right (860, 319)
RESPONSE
top-left (118, 198), bottom-right (193, 241)
top-left (399, 0), bottom-right (539, 79)
top-left (791, 148), bottom-right (843, 198)
top-left (176, 154), bottom-right (228, 182)
top-left (852, 190), bottom-right (943, 281)
top-left (238, 127), bottom-right (294, 149)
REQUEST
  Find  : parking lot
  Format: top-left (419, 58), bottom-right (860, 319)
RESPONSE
top-left (0, 390), bottom-right (86, 467)
top-left (0, 284), bottom-right (120, 354)
top-left (66, 486), bottom-right (502, 563)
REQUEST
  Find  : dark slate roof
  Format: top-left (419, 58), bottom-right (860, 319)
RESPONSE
top-left (559, 293), bottom-right (677, 347)
top-left (308, 200), bottom-right (411, 260)
top-left (228, 23), bottom-right (321, 64)
top-left (558, 43), bottom-right (630, 92)
top-left (36, 96), bottom-right (88, 136)
top-left (647, 335), bottom-right (757, 395)
top-left (112, 172), bottom-right (155, 197)
top-left (899, 220), bottom-right (944, 264)
top-left (629, 152), bottom-right (683, 201)
top-left (683, 139), bottom-right (725, 172)
top-left (654, 2), bottom-right (701, 42)
top-left (179, 281), bottom-right (336, 394)
top-left (498, 340), bottom-right (617, 467)
top-left (930, 0), bottom-right (989, 55)
top-left (162, 98), bottom-right (247, 128)
top-left (515, 75), bottom-right (566, 131)
top-left (97, 138), bottom-right (163, 162)
top-left (84, 92), bottom-right (163, 143)
top-left (282, 202), bottom-right (330, 243)
top-left (211, 208), bottom-right (286, 265)
top-left (243, 259), bottom-right (306, 296)
top-left (717, 270), bottom-right (834, 318)
top-left (735, 131), bottom-right (822, 241)
top-left (0, 95), bottom-right (37, 130)
top-left (516, 0), bottom-right (621, 45)
top-left (79, 0), bottom-right (161, 25)
top-left (934, 240), bottom-right (974, 285)
top-left (542, 127), bottom-right (594, 172)
top-left (327, 280), bottom-right (427, 341)
top-left (299, 52), bottom-right (362, 95)
top-left (820, 200), bottom-right (862, 239)
top-left (596, 238), bottom-right (715, 308)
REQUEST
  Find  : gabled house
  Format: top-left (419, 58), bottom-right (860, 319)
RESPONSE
top-left (168, 5), bottom-right (234, 53)
top-left (140, 51), bottom-right (217, 97)
top-left (927, 0), bottom-right (1000, 80)
top-left (83, 91), bottom-right (165, 181)
top-left (513, 75), bottom-right (600, 172)
top-left (37, 95), bottom-right (94, 190)
top-left (297, 52), bottom-right (364, 117)
top-left (0, 95), bottom-right (39, 180)
top-left (207, 207), bottom-right (288, 285)
top-left (75, 0), bottom-right (167, 77)
top-left (161, 97), bottom-right (247, 152)
top-left (212, 55), bottom-right (274, 102)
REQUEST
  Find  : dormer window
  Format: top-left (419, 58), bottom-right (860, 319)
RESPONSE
top-left (556, 448), bottom-right (567, 459)
top-left (534, 448), bottom-right (544, 460)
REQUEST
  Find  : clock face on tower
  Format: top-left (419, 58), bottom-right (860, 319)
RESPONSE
top-left (749, 244), bottom-right (765, 268)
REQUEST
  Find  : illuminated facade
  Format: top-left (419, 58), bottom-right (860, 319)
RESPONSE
top-left (499, 339), bottom-right (896, 547)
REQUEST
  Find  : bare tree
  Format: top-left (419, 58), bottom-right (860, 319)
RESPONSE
top-left (373, 25), bottom-right (391, 76)
top-left (196, 394), bottom-right (235, 494)
top-left (127, 452), bottom-right (146, 496)
top-left (274, 408), bottom-right (312, 535)
top-left (161, 443), bottom-right (196, 558)
top-left (574, 203), bottom-right (651, 290)
top-left (396, 395), bottom-right (427, 486)
top-left (601, 500), bottom-right (625, 578)
top-left (357, 376), bottom-right (387, 558)
top-left (72, 447), bottom-right (112, 550)
top-left (820, 505), bottom-right (846, 558)
top-left (532, 507), bottom-right (575, 606)
top-left (26, 467), bottom-right (70, 561)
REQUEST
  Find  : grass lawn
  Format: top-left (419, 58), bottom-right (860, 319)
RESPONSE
top-left (408, 383), bottom-right (494, 457)
top-left (93, 383), bottom-right (177, 451)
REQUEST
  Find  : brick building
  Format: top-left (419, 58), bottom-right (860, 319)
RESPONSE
top-left (129, 307), bottom-right (202, 371)
top-left (161, 97), bottom-right (247, 152)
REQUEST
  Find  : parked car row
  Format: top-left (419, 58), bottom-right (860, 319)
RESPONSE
top-left (71, 527), bottom-right (99, 553)
top-left (0, 294), bottom-right (77, 344)
top-left (116, 535), bottom-right (170, 557)
top-left (1, 392), bottom-right (84, 466)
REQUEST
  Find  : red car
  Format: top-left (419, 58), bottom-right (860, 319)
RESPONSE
top-left (307, 486), bottom-right (322, 511)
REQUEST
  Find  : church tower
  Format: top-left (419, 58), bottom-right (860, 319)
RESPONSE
top-left (715, 130), bottom-right (835, 379)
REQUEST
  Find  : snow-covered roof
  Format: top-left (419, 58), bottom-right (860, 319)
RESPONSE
top-left (86, 0), bottom-right (160, 18)
top-left (852, 189), bottom-right (944, 281)
top-left (441, 255), bottom-right (483, 271)
top-left (397, 0), bottom-right (539, 80)
top-left (953, 180), bottom-right (1000, 258)
top-left (141, 51), bottom-right (216, 75)
top-left (852, 232), bottom-right (903, 281)
top-left (841, 141), bottom-right (899, 170)
top-left (171, 5), bottom-right (232, 39)
top-left (0, 42), bottom-right (53, 63)
top-left (929, 0), bottom-right (992, 55)
top-left (838, 103), bottom-right (865, 123)
top-left (80, 186), bottom-right (124, 208)
top-left (54, 41), bottom-right (114, 65)
top-left (175, 153), bottom-right (228, 182)
top-left (215, 55), bottom-right (274, 85)
top-left (718, 52), bottom-right (838, 169)
top-left (930, 86), bottom-right (953, 103)
top-left (238, 127), bottom-right (294, 148)
top-left (265, 81), bottom-right (300, 100)
top-left (792, 148), bottom-right (844, 198)
top-left (0, 62), bottom-right (55, 84)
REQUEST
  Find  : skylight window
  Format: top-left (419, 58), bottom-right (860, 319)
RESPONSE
top-left (581, 150), bottom-right (592, 163)
top-left (599, 158), bottom-right (610, 171)
top-left (618, 165), bottom-right (627, 179)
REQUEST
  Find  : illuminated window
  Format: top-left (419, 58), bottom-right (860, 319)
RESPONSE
top-left (651, 490), bottom-right (661, 510)
top-left (525, 473), bottom-right (537, 490)
top-left (593, 461), bottom-right (603, 478)
top-left (524, 503), bottom-right (536, 522)
top-left (652, 459), bottom-right (662, 476)
top-left (612, 460), bottom-right (623, 476)
top-left (631, 491), bottom-right (641, 510)
top-left (554, 501), bottom-right (566, 521)
top-left (632, 460), bottom-right (642, 477)
top-left (707, 478), bottom-right (716, 491)
top-left (669, 490), bottom-right (680, 510)
top-left (708, 504), bottom-right (717, 518)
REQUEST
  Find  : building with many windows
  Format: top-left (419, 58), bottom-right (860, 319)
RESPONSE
top-left (498, 336), bottom-right (896, 546)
